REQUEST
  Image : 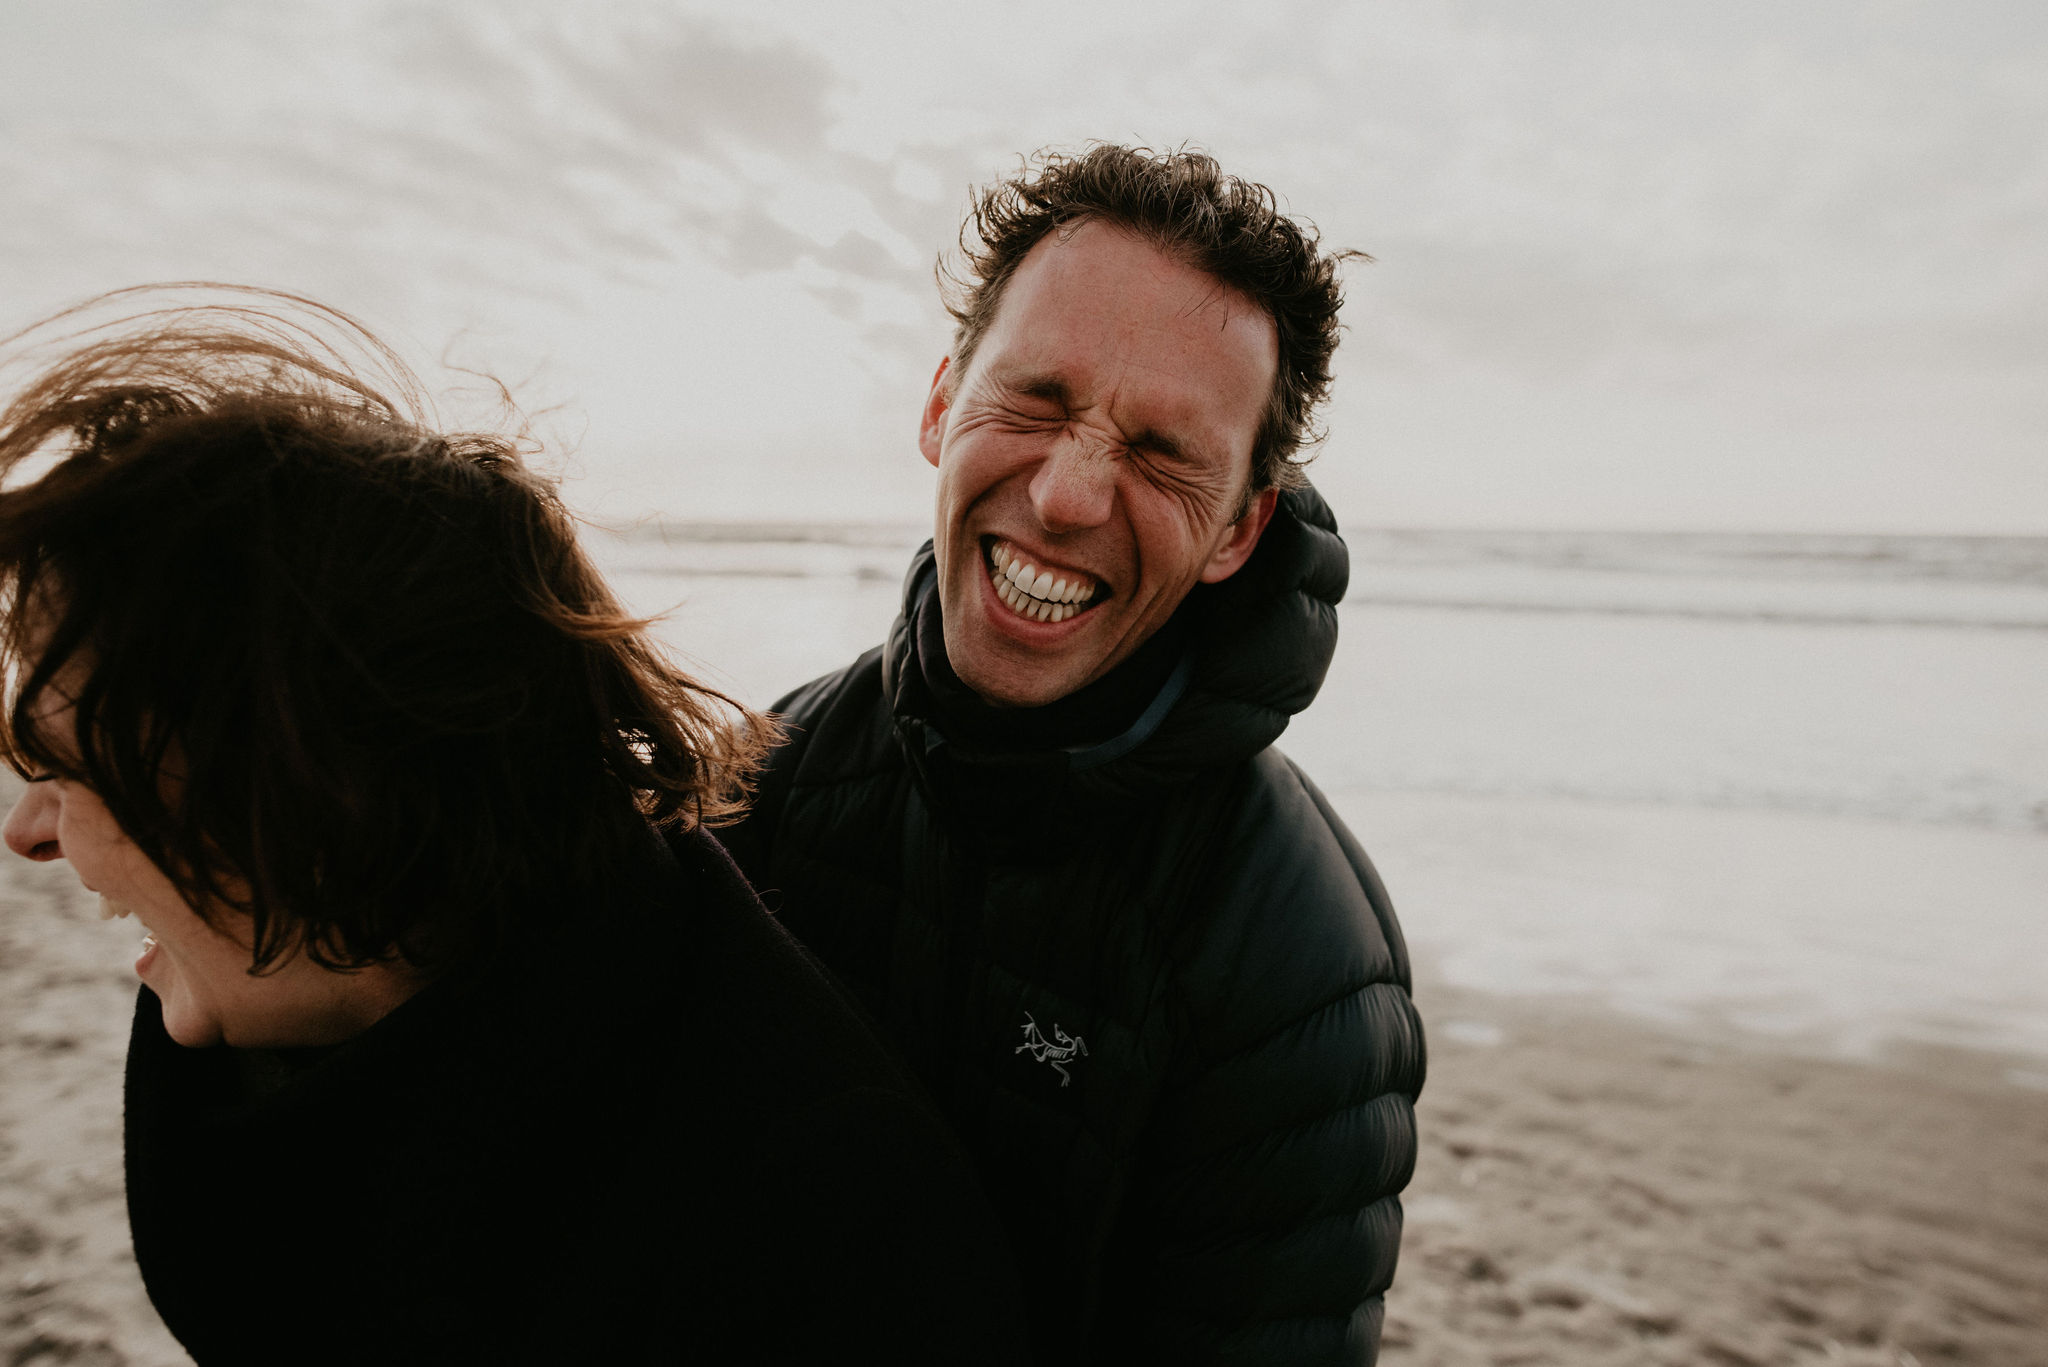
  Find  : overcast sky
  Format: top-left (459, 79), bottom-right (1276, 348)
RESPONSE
top-left (4, 0), bottom-right (2043, 532)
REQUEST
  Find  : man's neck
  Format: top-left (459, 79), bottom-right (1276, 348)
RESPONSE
top-left (913, 580), bottom-right (1198, 754)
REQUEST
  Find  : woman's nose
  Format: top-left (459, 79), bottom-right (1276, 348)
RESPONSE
top-left (3, 782), bottom-right (63, 861)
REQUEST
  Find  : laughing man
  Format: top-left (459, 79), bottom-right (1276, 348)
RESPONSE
top-left (726, 144), bottom-right (1425, 1365)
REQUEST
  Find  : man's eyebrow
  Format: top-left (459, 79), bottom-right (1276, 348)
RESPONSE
top-left (997, 371), bottom-right (1072, 406)
top-left (1128, 429), bottom-right (1186, 460)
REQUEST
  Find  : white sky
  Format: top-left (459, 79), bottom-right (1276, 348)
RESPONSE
top-left (3, 0), bottom-right (2044, 532)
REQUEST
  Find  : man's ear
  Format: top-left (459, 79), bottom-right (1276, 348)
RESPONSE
top-left (1198, 486), bottom-right (1280, 584)
top-left (918, 357), bottom-right (953, 469)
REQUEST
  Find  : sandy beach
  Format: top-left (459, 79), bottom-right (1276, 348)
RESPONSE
top-left (1389, 984), bottom-right (2048, 1367)
top-left (4, 806), bottom-right (2044, 1366)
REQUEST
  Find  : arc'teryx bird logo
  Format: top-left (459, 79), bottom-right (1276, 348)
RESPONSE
top-left (1015, 1011), bottom-right (1088, 1087)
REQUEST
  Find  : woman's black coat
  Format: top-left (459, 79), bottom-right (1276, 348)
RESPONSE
top-left (123, 827), bottom-right (1029, 1365)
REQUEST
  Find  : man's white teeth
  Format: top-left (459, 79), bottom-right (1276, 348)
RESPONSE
top-left (987, 540), bottom-right (1097, 622)
top-left (995, 575), bottom-right (1071, 621)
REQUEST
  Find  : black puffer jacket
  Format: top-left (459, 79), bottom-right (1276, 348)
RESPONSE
top-left (727, 488), bottom-right (1426, 1366)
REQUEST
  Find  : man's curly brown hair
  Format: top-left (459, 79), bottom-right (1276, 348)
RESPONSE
top-left (938, 143), bottom-right (1363, 496)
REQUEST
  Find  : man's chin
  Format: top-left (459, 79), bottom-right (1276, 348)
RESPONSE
top-left (945, 626), bottom-right (1093, 711)
top-left (954, 657), bottom-right (1078, 710)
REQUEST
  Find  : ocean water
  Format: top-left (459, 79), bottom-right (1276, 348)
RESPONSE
top-left (587, 524), bottom-right (2048, 1063)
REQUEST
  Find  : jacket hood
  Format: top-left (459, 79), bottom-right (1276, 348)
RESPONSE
top-left (882, 485), bottom-right (1349, 816)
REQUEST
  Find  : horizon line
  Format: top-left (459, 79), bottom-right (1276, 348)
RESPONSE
top-left (586, 518), bottom-right (2048, 544)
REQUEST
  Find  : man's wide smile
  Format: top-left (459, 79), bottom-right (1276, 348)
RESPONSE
top-left (982, 538), bottom-right (1103, 624)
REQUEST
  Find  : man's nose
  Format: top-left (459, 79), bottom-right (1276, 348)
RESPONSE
top-left (1028, 432), bottom-right (1118, 535)
top-left (3, 782), bottom-right (63, 861)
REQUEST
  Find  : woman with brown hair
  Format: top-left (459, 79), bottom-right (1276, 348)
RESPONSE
top-left (0, 288), bottom-right (1025, 1365)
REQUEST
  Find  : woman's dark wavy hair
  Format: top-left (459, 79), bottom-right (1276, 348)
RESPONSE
top-left (0, 286), bottom-right (771, 975)
top-left (939, 142), bottom-right (1364, 497)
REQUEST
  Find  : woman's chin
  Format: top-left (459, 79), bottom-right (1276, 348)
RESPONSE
top-left (151, 984), bottom-right (225, 1048)
top-left (160, 1011), bottom-right (225, 1049)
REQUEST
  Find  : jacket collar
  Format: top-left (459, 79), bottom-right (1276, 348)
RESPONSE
top-left (882, 485), bottom-right (1349, 810)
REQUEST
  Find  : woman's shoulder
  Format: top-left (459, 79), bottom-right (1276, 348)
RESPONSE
top-left (645, 824), bottom-right (923, 1105)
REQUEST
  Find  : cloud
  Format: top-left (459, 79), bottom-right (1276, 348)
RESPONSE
top-left (0, 2), bottom-right (955, 332)
top-left (4, 0), bottom-right (2043, 527)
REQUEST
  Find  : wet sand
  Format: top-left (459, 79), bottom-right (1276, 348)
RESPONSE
top-left (2, 828), bottom-right (2045, 1365)
top-left (1390, 985), bottom-right (2048, 1367)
